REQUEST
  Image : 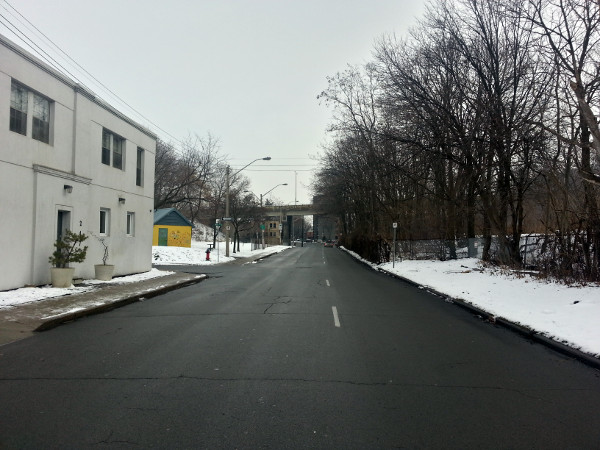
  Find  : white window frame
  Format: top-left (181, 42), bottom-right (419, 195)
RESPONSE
top-left (100, 208), bottom-right (111, 236)
top-left (126, 212), bottom-right (135, 237)
top-left (10, 80), bottom-right (53, 144)
top-left (10, 82), bottom-right (27, 135)
top-left (136, 147), bottom-right (144, 186)
top-left (32, 93), bottom-right (50, 143)
top-left (101, 128), bottom-right (125, 169)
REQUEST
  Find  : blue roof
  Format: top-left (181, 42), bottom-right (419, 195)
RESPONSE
top-left (153, 208), bottom-right (193, 227)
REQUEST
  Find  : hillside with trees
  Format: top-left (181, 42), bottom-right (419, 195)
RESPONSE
top-left (315, 0), bottom-right (600, 281)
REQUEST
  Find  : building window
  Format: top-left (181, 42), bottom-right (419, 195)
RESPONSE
top-left (102, 130), bottom-right (111, 165)
top-left (102, 128), bottom-right (124, 169)
top-left (100, 208), bottom-right (110, 235)
top-left (9, 81), bottom-right (52, 143)
top-left (126, 212), bottom-right (135, 236)
top-left (136, 147), bottom-right (144, 186)
top-left (113, 137), bottom-right (123, 169)
top-left (32, 94), bottom-right (50, 143)
top-left (10, 82), bottom-right (28, 135)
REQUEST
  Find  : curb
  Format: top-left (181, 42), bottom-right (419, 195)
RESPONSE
top-left (377, 267), bottom-right (600, 370)
top-left (339, 247), bottom-right (600, 370)
top-left (35, 275), bottom-right (207, 332)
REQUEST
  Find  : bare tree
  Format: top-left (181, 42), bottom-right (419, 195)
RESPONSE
top-left (153, 133), bottom-right (222, 213)
top-left (526, 0), bottom-right (600, 184)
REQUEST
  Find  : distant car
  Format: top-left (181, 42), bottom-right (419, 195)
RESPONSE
top-left (324, 240), bottom-right (334, 248)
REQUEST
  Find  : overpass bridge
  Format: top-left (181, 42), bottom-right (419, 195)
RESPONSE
top-left (262, 204), bottom-right (338, 243)
top-left (263, 204), bottom-right (322, 217)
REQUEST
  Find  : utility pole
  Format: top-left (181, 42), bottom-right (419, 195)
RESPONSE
top-left (225, 166), bottom-right (231, 257)
top-left (293, 171), bottom-right (297, 244)
top-left (225, 157), bottom-right (271, 257)
top-left (260, 193), bottom-right (264, 249)
top-left (393, 222), bottom-right (397, 268)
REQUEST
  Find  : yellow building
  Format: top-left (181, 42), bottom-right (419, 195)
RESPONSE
top-left (153, 208), bottom-right (193, 247)
top-left (264, 218), bottom-right (283, 245)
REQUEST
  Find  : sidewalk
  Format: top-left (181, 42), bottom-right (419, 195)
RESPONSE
top-left (0, 248), bottom-right (286, 347)
top-left (0, 272), bottom-right (205, 346)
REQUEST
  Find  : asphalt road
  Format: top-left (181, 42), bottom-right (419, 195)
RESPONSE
top-left (1, 244), bottom-right (599, 449)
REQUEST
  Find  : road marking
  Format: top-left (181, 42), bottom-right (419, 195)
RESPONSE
top-left (332, 306), bottom-right (340, 327)
top-left (326, 279), bottom-right (330, 287)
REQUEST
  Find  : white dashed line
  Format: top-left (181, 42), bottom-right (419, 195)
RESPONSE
top-left (326, 279), bottom-right (330, 287)
top-left (332, 306), bottom-right (340, 328)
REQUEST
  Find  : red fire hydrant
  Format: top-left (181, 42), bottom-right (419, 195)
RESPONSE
top-left (205, 248), bottom-right (211, 261)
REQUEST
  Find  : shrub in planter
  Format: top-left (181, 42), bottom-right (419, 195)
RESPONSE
top-left (93, 235), bottom-right (114, 281)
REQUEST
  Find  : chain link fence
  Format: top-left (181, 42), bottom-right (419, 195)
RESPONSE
top-left (393, 235), bottom-right (543, 264)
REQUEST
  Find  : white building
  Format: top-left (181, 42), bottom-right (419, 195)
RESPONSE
top-left (0, 34), bottom-right (156, 291)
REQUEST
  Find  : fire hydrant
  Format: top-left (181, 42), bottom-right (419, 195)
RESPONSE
top-left (205, 248), bottom-right (211, 261)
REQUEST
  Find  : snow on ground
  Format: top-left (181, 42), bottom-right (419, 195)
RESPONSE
top-left (344, 248), bottom-right (600, 358)
top-left (0, 242), bottom-right (288, 310)
top-left (151, 240), bottom-right (288, 265)
top-left (1, 240), bottom-right (598, 359)
top-left (0, 268), bottom-right (174, 309)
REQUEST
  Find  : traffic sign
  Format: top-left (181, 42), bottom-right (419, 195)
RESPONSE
top-left (222, 217), bottom-right (232, 222)
top-left (393, 222), bottom-right (398, 229)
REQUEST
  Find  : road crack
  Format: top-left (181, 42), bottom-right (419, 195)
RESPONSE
top-left (263, 297), bottom-right (293, 314)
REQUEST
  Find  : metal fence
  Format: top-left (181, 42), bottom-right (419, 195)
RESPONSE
top-left (393, 235), bottom-right (544, 263)
top-left (394, 238), bottom-right (483, 261)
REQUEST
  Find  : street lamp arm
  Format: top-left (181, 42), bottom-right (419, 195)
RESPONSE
top-left (225, 156), bottom-right (270, 257)
top-left (231, 157), bottom-right (271, 178)
top-left (262, 182), bottom-right (288, 197)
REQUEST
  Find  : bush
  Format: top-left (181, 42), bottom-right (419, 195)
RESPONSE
top-left (49, 230), bottom-right (88, 268)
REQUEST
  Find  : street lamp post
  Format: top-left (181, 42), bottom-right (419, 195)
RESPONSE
top-left (259, 183), bottom-right (288, 249)
top-left (225, 157), bottom-right (271, 257)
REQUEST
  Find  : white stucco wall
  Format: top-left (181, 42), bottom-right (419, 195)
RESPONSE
top-left (0, 34), bottom-right (156, 291)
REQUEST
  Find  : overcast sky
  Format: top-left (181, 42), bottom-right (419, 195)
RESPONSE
top-left (2, 0), bottom-right (426, 205)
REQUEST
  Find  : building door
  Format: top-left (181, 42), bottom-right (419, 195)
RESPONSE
top-left (57, 210), bottom-right (71, 241)
top-left (158, 228), bottom-right (168, 246)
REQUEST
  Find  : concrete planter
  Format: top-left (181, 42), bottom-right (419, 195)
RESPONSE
top-left (50, 267), bottom-right (75, 288)
top-left (94, 264), bottom-right (114, 281)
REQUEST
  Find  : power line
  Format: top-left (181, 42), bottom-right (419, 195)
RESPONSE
top-left (0, 0), bottom-right (183, 145)
top-left (0, 12), bottom-right (82, 84)
top-left (233, 164), bottom-right (318, 167)
top-left (235, 169), bottom-right (315, 172)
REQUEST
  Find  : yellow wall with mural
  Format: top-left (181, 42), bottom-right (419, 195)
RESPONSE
top-left (152, 225), bottom-right (192, 247)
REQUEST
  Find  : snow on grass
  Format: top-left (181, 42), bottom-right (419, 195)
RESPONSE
top-left (152, 241), bottom-right (289, 265)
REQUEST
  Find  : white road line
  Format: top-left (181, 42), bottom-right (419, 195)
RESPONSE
top-left (326, 279), bottom-right (330, 287)
top-left (332, 306), bottom-right (340, 328)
